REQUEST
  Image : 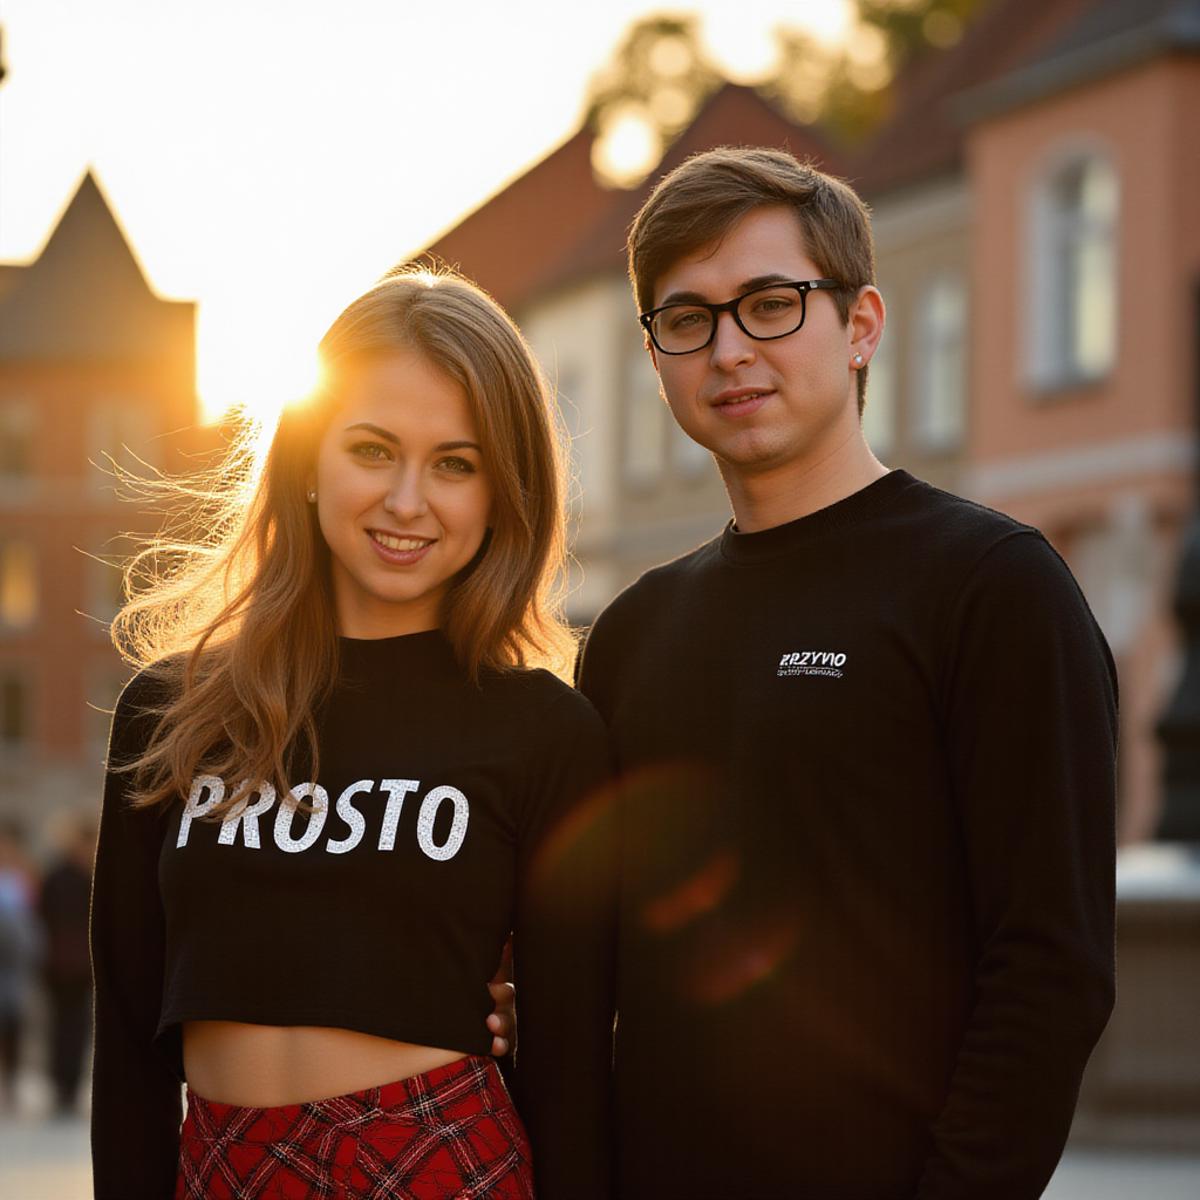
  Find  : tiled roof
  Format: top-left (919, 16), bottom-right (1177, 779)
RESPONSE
top-left (850, 0), bottom-right (1094, 198)
top-left (420, 0), bottom-right (1193, 301)
top-left (954, 0), bottom-right (1200, 123)
top-left (416, 127), bottom-right (622, 313)
top-left (419, 85), bottom-right (842, 312)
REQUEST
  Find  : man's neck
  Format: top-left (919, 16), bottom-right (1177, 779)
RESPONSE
top-left (720, 430), bottom-right (890, 534)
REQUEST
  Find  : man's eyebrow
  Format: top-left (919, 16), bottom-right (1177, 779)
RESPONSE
top-left (343, 424), bottom-right (482, 453)
top-left (657, 273), bottom-right (797, 307)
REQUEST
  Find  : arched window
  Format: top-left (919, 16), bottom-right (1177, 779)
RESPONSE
top-left (1027, 149), bottom-right (1119, 389)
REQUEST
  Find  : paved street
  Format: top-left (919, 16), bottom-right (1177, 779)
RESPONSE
top-left (3, 1103), bottom-right (1200, 1200)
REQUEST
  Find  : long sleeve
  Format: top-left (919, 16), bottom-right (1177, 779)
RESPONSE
top-left (90, 672), bottom-right (184, 1200)
top-left (917, 532), bottom-right (1117, 1199)
top-left (510, 689), bottom-right (617, 1200)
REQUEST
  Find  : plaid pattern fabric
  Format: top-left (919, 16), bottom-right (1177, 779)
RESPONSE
top-left (174, 1054), bottom-right (535, 1199)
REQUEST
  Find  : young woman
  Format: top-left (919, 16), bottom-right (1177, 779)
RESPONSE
top-left (90, 271), bottom-right (615, 1200)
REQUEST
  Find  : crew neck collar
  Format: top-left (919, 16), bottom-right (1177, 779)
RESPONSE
top-left (719, 470), bottom-right (916, 565)
top-left (337, 628), bottom-right (453, 671)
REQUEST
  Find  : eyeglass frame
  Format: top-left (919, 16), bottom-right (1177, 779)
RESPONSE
top-left (638, 278), bottom-right (845, 355)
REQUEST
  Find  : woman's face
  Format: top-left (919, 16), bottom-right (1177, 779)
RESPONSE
top-left (312, 349), bottom-right (492, 639)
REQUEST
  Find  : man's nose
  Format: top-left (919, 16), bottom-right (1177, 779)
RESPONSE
top-left (708, 310), bottom-right (756, 371)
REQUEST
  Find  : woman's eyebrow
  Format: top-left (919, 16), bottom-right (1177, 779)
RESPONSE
top-left (344, 424), bottom-right (481, 454)
top-left (344, 422), bottom-right (398, 444)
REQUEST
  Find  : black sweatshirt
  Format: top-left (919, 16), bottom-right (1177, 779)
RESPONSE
top-left (91, 630), bottom-right (616, 1200)
top-left (578, 470), bottom-right (1117, 1200)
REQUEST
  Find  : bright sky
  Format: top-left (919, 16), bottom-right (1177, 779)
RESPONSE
top-left (0, 0), bottom-right (853, 423)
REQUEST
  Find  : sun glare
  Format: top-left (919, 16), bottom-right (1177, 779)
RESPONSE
top-left (800, 0), bottom-right (856, 47)
top-left (592, 104), bottom-right (664, 189)
top-left (700, 0), bottom-right (854, 78)
top-left (197, 326), bottom-right (324, 429)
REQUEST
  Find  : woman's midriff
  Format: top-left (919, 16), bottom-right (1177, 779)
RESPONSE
top-left (182, 1020), bottom-right (469, 1107)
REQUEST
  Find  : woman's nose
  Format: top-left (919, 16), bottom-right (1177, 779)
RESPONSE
top-left (383, 469), bottom-right (429, 520)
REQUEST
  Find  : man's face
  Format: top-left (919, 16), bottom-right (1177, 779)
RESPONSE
top-left (648, 205), bottom-right (861, 478)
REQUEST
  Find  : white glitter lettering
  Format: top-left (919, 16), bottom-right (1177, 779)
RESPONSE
top-left (274, 782), bottom-right (329, 853)
top-left (378, 779), bottom-right (419, 851)
top-left (416, 785), bottom-right (469, 861)
top-left (177, 775), bottom-right (224, 848)
top-left (326, 779), bottom-right (373, 854)
top-left (217, 782), bottom-right (276, 848)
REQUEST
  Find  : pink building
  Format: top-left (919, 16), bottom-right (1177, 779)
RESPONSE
top-left (956, 3), bottom-right (1199, 841)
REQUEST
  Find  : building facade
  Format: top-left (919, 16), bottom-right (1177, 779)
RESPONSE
top-left (0, 172), bottom-right (204, 837)
top-left (419, 0), bottom-right (1199, 842)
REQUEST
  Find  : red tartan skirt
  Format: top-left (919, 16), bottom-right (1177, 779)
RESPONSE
top-left (174, 1054), bottom-right (535, 1199)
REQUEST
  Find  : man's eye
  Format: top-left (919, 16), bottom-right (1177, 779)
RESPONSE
top-left (750, 294), bottom-right (798, 316)
top-left (666, 308), bottom-right (709, 331)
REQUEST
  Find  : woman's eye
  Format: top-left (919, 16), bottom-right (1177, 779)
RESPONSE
top-left (351, 441), bottom-right (391, 462)
top-left (438, 456), bottom-right (476, 475)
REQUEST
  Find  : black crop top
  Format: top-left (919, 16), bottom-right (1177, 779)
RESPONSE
top-left (90, 631), bottom-right (616, 1199)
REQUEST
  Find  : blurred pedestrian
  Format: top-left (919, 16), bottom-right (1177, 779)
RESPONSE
top-left (0, 818), bottom-right (39, 1114)
top-left (38, 814), bottom-right (96, 1116)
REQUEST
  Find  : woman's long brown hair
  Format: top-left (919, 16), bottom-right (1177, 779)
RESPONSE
top-left (113, 269), bottom-right (575, 813)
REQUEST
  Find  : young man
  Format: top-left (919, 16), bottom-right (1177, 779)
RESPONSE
top-left (574, 148), bottom-right (1118, 1199)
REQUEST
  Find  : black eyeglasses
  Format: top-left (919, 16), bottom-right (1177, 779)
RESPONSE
top-left (639, 279), bottom-right (844, 355)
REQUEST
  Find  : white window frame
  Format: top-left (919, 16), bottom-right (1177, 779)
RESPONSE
top-left (911, 271), bottom-right (968, 452)
top-left (1024, 141), bottom-right (1119, 392)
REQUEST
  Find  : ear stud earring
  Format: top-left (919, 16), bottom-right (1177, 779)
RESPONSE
top-left (853, 353), bottom-right (864, 367)
top-left (306, 489), bottom-right (317, 503)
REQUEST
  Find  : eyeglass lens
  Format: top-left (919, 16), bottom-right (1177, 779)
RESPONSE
top-left (651, 286), bottom-right (807, 353)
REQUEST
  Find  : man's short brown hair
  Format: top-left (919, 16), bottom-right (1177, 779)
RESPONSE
top-left (628, 146), bottom-right (876, 409)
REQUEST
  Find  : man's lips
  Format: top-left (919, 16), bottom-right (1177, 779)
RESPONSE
top-left (710, 388), bottom-right (773, 416)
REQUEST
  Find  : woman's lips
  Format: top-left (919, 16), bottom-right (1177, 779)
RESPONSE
top-left (367, 529), bottom-right (435, 566)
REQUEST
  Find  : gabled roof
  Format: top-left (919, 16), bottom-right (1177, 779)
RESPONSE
top-left (956, 0), bottom-right (1200, 124)
top-left (0, 170), bottom-right (194, 362)
top-left (420, 85), bottom-right (843, 312)
top-left (418, 127), bottom-right (620, 313)
top-left (536, 84), bottom-right (845, 303)
top-left (851, 0), bottom-right (1094, 198)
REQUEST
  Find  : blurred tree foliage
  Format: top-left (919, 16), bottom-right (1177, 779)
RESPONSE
top-left (768, 0), bottom-right (988, 145)
top-left (585, 16), bottom-right (723, 187)
top-left (585, 1), bottom-right (990, 186)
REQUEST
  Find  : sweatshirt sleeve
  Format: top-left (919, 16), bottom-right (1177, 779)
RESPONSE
top-left (916, 531), bottom-right (1117, 1199)
top-left (509, 687), bottom-right (617, 1200)
top-left (91, 671), bottom-right (184, 1200)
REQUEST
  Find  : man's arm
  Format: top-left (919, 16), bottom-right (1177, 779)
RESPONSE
top-left (917, 531), bottom-right (1117, 1199)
